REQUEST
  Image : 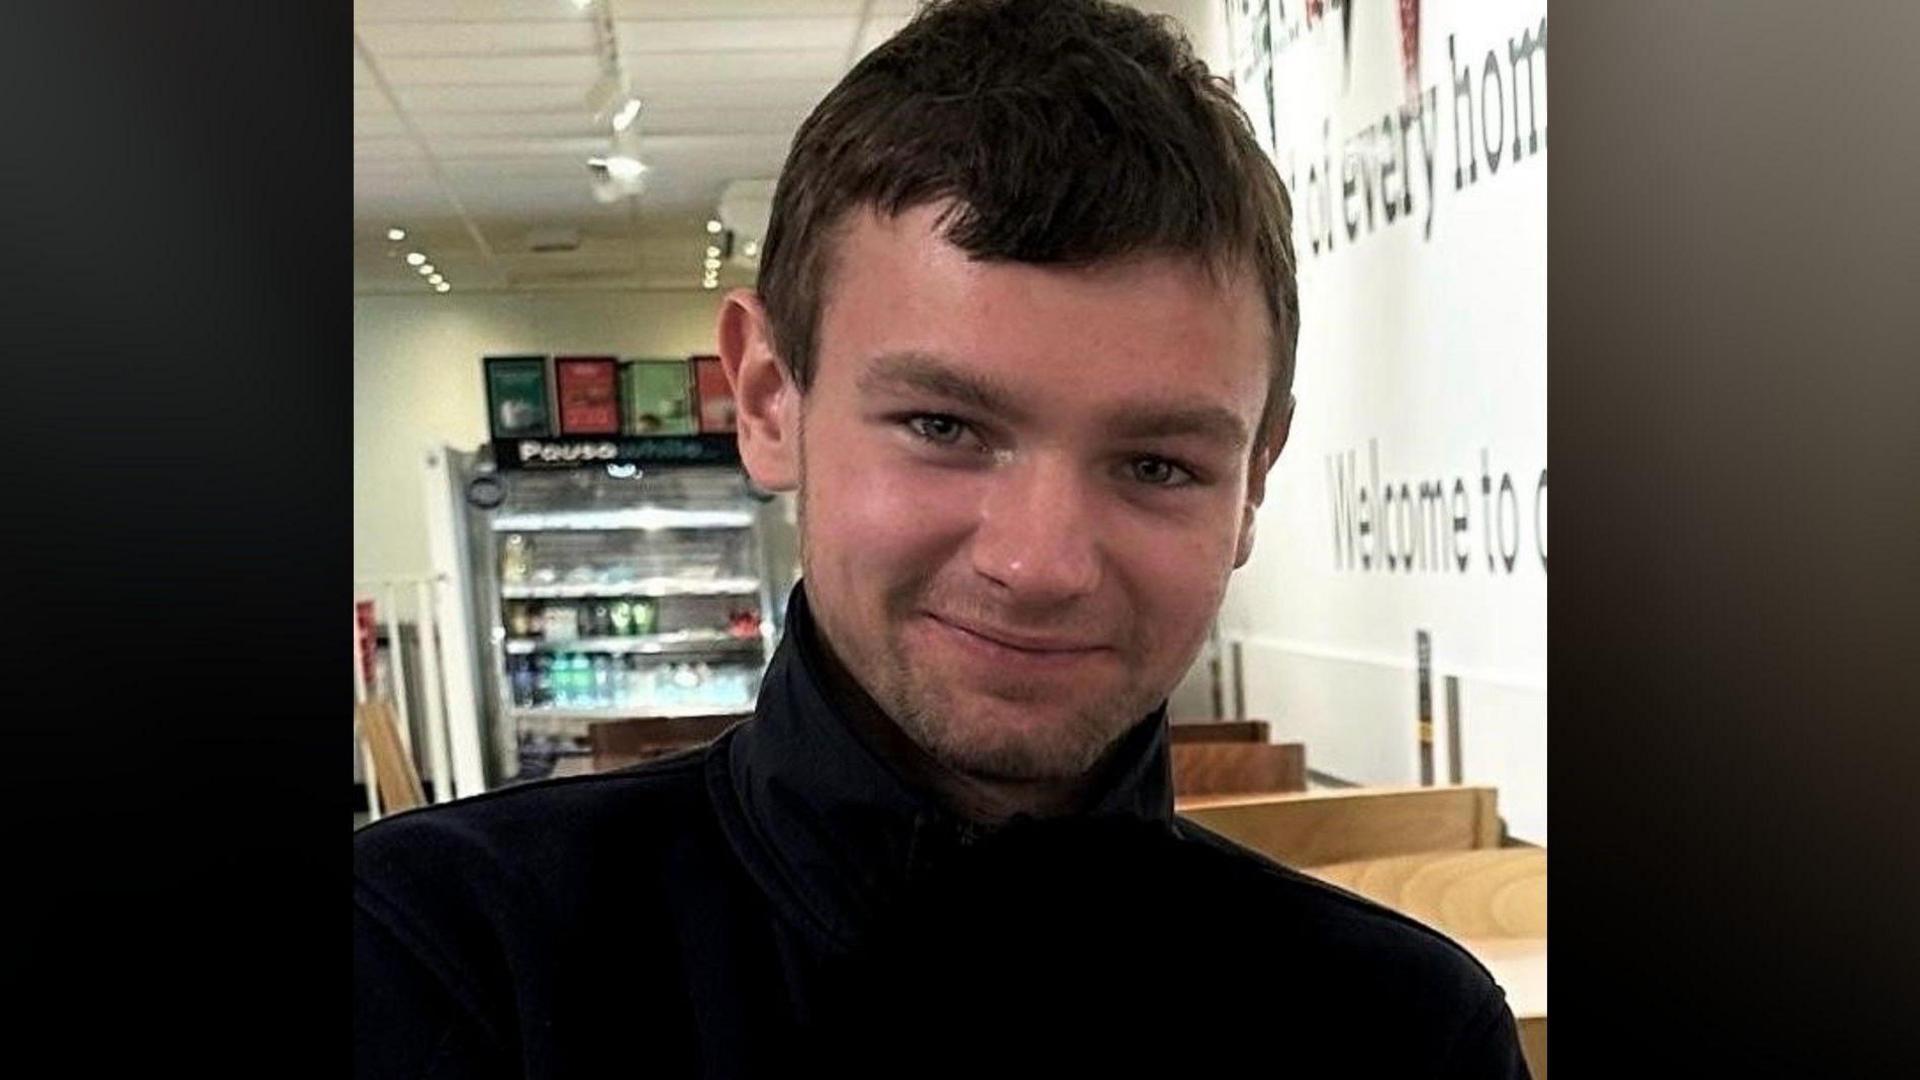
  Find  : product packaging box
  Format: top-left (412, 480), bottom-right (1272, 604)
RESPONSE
top-left (554, 355), bottom-right (622, 435)
top-left (692, 355), bottom-right (736, 434)
top-left (484, 356), bottom-right (553, 439)
top-left (620, 358), bottom-right (697, 436)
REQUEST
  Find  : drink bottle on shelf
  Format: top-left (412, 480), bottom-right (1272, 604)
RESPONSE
top-left (591, 654), bottom-right (614, 707)
top-left (532, 654), bottom-right (555, 707)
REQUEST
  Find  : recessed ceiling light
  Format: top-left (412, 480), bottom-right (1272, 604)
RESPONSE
top-left (705, 219), bottom-right (723, 235)
top-left (417, 263), bottom-right (435, 275)
top-left (702, 280), bottom-right (718, 290)
top-left (742, 240), bottom-right (760, 258)
top-left (434, 282), bottom-right (451, 293)
top-left (704, 245), bottom-right (721, 258)
top-left (428, 273), bottom-right (444, 285)
top-left (611, 97), bottom-right (642, 133)
top-left (386, 227), bottom-right (406, 242)
top-left (703, 257), bottom-right (721, 271)
top-left (406, 252), bottom-right (426, 266)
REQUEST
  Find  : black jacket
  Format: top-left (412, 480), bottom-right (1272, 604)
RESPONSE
top-left (355, 586), bottom-right (1530, 1078)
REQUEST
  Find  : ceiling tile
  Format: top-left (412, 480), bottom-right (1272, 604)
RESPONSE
top-left (611, 1), bottom-right (865, 17)
top-left (407, 110), bottom-right (601, 138)
top-left (356, 0), bottom-right (594, 23)
top-left (393, 83), bottom-right (595, 113)
top-left (626, 49), bottom-right (845, 87)
top-left (379, 54), bottom-right (602, 85)
top-left (634, 103), bottom-right (813, 137)
top-left (358, 20), bottom-right (597, 56)
top-left (355, 137), bottom-right (429, 162)
top-left (613, 17), bottom-right (856, 54)
top-left (354, 87), bottom-right (397, 116)
top-left (354, 112), bottom-right (408, 138)
top-left (425, 135), bottom-right (608, 160)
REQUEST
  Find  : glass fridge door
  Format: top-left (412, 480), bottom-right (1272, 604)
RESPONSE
top-left (467, 459), bottom-right (789, 780)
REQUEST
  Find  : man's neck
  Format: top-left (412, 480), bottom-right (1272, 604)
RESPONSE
top-left (804, 619), bottom-right (1103, 827)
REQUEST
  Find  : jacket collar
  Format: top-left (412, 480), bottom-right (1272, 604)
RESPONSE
top-left (706, 582), bottom-right (1174, 951)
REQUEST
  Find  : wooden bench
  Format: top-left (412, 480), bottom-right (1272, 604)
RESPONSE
top-left (1170, 741), bottom-right (1306, 797)
top-left (1167, 718), bottom-right (1270, 744)
top-left (587, 713), bottom-right (749, 772)
top-left (1176, 785), bottom-right (1501, 866)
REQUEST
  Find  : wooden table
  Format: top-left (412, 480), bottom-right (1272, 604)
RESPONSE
top-left (1304, 848), bottom-right (1547, 1075)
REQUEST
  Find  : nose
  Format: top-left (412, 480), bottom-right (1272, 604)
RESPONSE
top-left (968, 454), bottom-right (1103, 606)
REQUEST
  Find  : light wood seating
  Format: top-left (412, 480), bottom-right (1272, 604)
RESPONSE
top-left (1295, 827), bottom-right (1547, 1078)
top-left (1167, 718), bottom-right (1271, 744)
top-left (1305, 848), bottom-right (1546, 938)
top-left (1176, 785), bottom-right (1501, 867)
top-left (356, 700), bottom-right (425, 813)
top-left (1170, 741), bottom-right (1306, 797)
top-left (588, 713), bottom-right (747, 772)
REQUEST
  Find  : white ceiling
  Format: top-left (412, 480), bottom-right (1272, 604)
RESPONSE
top-left (353, 0), bottom-right (919, 296)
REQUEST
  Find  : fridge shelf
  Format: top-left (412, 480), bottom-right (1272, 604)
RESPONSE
top-left (499, 576), bottom-right (761, 600)
top-left (490, 508), bottom-right (754, 532)
top-left (503, 630), bottom-right (763, 656)
top-left (511, 704), bottom-right (755, 723)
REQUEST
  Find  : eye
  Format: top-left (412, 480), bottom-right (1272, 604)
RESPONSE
top-left (1127, 455), bottom-right (1196, 487)
top-left (905, 414), bottom-right (969, 445)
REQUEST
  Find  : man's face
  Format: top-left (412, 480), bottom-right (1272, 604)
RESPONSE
top-left (738, 204), bottom-right (1281, 783)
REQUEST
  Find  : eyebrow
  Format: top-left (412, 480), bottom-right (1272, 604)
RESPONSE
top-left (857, 349), bottom-right (1250, 449)
top-left (858, 351), bottom-right (1028, 422)
top-left (1104, 403), bottom-right (1250, 450)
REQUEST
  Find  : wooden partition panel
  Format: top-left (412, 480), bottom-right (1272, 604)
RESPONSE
top-left (1167, 719), bottom-right (1271, 744)
top-left (588, 713), bottom-right (747, 772)
top-left (1176, 785), bottom-right (1500, 867)
top-left (1170, 741), bottom-right (1306, 797)
top-left (357, 700), bottom-right (426, 813)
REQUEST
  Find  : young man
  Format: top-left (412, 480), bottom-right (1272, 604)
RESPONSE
top-left (355, 2), bottom-right (1530, 1075)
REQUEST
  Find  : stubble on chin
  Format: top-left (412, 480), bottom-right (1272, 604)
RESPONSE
top-left (872, 593), bottom-right (1160, 783)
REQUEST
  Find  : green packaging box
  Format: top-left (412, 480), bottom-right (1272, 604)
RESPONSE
top-left (620, 359), bottom-right (696, 436)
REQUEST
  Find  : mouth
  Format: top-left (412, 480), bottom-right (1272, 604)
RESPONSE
top-left (923, 613), bottom-right (1110, 657)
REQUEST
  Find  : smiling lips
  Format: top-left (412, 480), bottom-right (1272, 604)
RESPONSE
top-left (924, 612), bottom-right (1110, 658)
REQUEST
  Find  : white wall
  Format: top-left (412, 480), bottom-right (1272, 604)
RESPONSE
top-left (1214, 1), bottom-right (1548, 841)
top-left (354, 290), bottom-right (724, 580)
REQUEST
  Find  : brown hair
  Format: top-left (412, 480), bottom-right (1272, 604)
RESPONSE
top-left (757, 0), bottom-right (1300, 441)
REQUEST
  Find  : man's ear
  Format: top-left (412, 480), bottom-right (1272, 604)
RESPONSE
top-left (717, 289), bottom-right (800, 492)
top-left (1235, 393), bottom-right (1295, 568)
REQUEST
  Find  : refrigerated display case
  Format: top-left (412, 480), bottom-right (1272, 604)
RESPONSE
top-left (426, 443), bottom-right (797, 785)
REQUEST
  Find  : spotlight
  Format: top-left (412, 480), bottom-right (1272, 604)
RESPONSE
top-left (705, 219), bottom-right (723, 235)
top-left (705, 245), bottom-right (721, 259)
top-left (434, 282), bottom-right (451, 293)
top-left (417, 263), bottom-right (435, 275)
top-left (611, 97), bottom-right (642, 133)
top-left (406, 252), bottom-right (426, 266)
top-left (386, 227), bottom-right (406, 242)
top-left (428, 274), bottom-right (444, 285)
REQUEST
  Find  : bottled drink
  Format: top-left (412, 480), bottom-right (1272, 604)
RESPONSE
top-left (590, 603), bottom-right (612, 638)
top-left (591, 655), bottom-right (614, 707)
top-left (532, 655), bottom-right (555, 707)
top-left (500, 534), bottom-right (532, 582)
top-left (609, 600), bottom-right (633, 636)
top-left (623, 656), bottom-right (650, 706)
top-left (508, 657), bottom-right (534, 707)
top-left (544, 604), bottom-right (579, 641)
top-left (569, 654), bottom-right (592, 706)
